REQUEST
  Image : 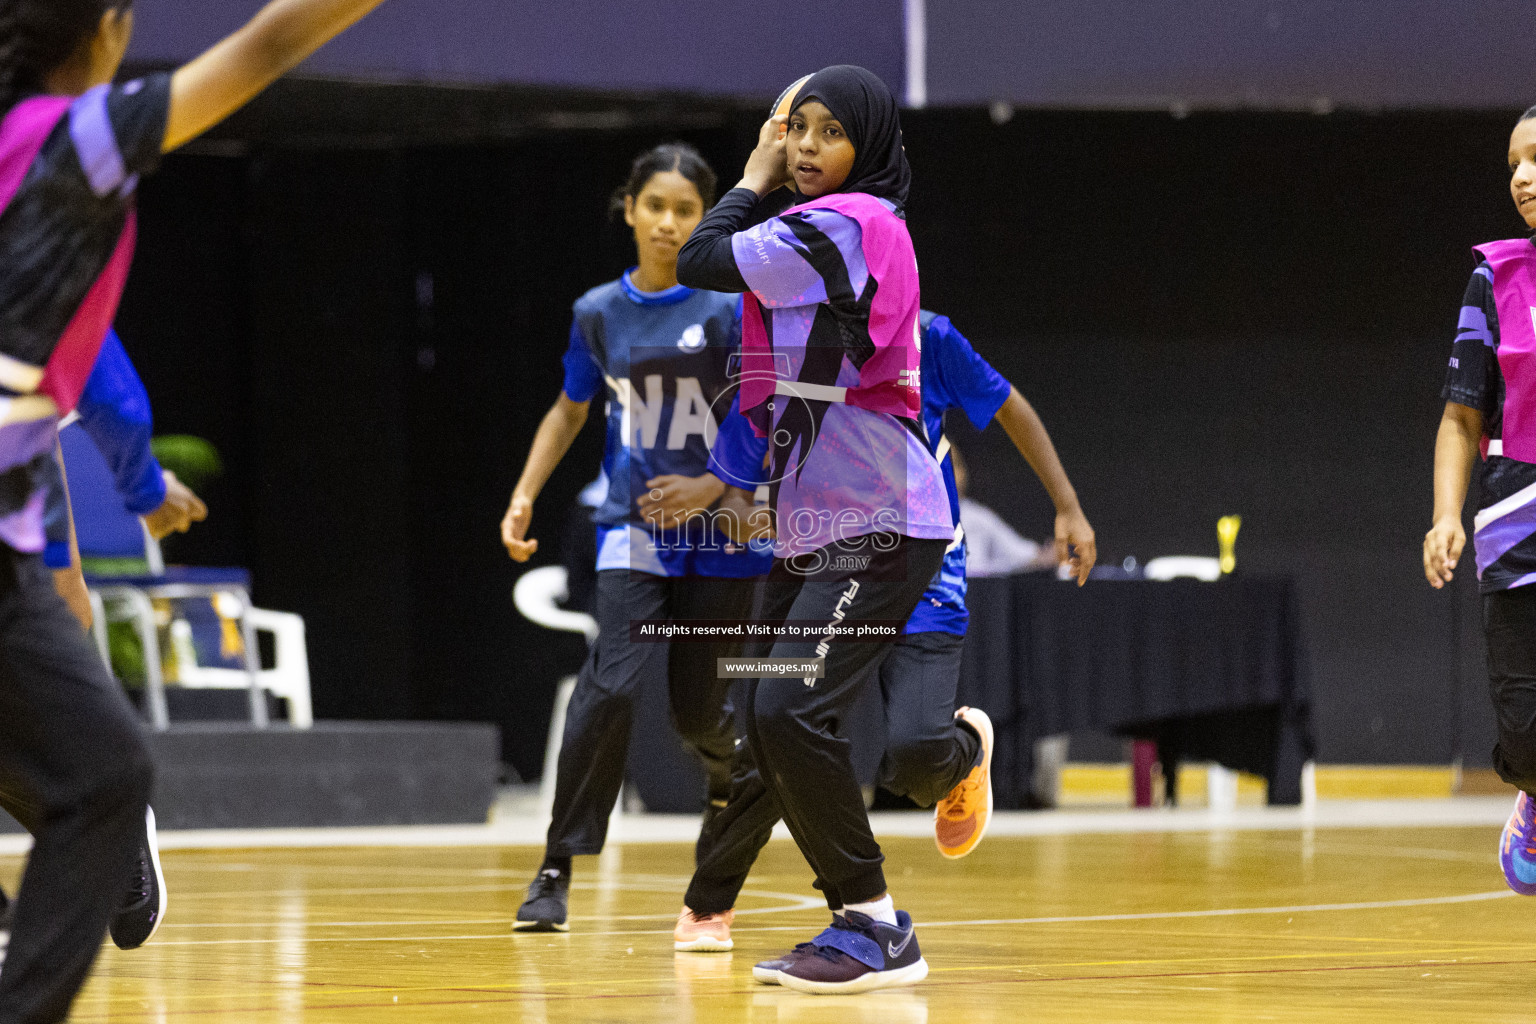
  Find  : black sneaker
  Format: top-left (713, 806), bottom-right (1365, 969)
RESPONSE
top-left (513, 868), bottom-right (570, 932)
top-left (777, 909), bottom-right (928, 994)
top-left (110, 806), bottom-right (167, 950)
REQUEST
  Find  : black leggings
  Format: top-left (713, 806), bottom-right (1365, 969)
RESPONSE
top-left (688, 534), bottom-right (947, 913)
top-left (0, 548), bottom-right (153, 1024)
top-left (687, 626), bottom-right (977, 915)
top-left (1485, 585), bottom-right (1536, 794)
top-left (544, 569), bottom-right (753, 858)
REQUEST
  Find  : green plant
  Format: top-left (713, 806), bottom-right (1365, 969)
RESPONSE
top-left (150, 435), bottom-right (223, 492)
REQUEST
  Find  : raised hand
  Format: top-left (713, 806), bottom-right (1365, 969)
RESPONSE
top-left (738, 116), bottom-right (793, 197)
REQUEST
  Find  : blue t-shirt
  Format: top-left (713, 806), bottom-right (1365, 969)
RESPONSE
top-left (710, 310), bottom-right (1012, 632)
top-left (563, 270), bottom-right (770, 578)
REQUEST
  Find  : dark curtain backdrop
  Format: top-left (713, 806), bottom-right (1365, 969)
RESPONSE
top-left (115, 91), bottom-right (1506, 778)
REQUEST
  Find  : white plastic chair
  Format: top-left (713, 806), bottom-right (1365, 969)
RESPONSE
top-left (1144, 556), bottom-right (1222, 582)
top-left (513, 566), bottom-right (599, 815)
top-left (171, 605), bottom-right (314, 728)
top-left (64, 421), bottom-right (311, 728)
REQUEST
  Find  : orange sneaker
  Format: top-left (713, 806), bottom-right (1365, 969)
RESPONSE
top-left (674, 906), bottom-right (734, 952)
top-left (935, 706), bottom-right (993, 859)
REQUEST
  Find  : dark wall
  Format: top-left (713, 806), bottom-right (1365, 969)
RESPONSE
top-left (926, 0), bottom-right (1532, 109)
top-left (902, 108), bottom-right (1507, 765)
top-left (127, 0), bottom-right (903, 101)
top-left (121, 94), bottom-right (1514, 772)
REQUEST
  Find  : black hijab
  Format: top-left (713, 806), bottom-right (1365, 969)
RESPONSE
top-left (790, 65), bottom-right (911, 209)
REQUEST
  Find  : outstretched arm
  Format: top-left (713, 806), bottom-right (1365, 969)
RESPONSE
top-left (993, 386), bottom-right (1096, 585)
top-left (164, 0), bottom-right (389, 152)
top-left (501, 393), bottom-right (590, 562)
top-left (1425, 401), bottom-right (1482, 588)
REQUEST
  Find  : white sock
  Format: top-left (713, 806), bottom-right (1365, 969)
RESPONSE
top-left (832, 908), bottom-right (845, 918)
top-left (844, 894), bottom-right (896, 926)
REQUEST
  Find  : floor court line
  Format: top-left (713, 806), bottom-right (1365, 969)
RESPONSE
top-left (134, 889), bottom-right (1516, 947)
top-left (3, 797), bottom-right (1516, 857)
top-left (71, 955), bottom-right (1536, 1022)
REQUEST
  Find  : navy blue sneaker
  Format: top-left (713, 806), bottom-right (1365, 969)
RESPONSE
top-left (777, 909), bottom-right (928, 994)
top-left (513, 868), bottom-right (570, 932)
top-left (752, 937), bottom-right (818, 984)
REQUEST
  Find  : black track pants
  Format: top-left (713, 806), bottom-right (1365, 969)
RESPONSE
top-left (1485, 586), bottom-right (1536, 795)
top-left (687, 535), bottom-right (946, 912)
top-left (687, 625), bottom-right (975, 914)
top-left (544, 569), bottom-right (753, 858)
top-left (0, 549), bottom-right (152, 1024)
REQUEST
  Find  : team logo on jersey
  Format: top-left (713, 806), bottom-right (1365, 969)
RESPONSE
top-left (898, 368), bottom-right (921, 389)
top-left (677, 324), bottom-right (706, 352)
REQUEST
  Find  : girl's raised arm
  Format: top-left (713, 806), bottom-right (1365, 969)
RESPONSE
top-left (163, 0), bottom-right (388, 153)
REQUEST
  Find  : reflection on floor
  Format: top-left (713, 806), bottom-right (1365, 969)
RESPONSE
top-left (1, 798), bottom-right (1526, 1022)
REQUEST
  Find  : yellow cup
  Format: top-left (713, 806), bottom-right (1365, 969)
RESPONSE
top-left (1217, 515), bottom-right (1242, 575)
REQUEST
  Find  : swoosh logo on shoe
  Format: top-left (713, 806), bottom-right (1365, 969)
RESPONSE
top-left (887, 929), bottom-right (914, 959)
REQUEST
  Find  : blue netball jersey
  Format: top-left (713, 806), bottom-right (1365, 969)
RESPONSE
top-left (710, 310), bottom-right (1012, 632)
top-left (563, 271), bottom-right (771, 578)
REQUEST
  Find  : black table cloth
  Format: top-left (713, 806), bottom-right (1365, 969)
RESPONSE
top-left (622, 572), bottom-right (1312, 811)
top-left (956, 573), bottom-right (1313, 806)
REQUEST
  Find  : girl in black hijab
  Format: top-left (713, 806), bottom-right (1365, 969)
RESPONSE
top-left (673, 67), bottom-right (966, 995)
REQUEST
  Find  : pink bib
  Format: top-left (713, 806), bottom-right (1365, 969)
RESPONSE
top-left (1474, 239), bottom-right (1536, 462)
top-left (739, 192), bottom-right (920, 434)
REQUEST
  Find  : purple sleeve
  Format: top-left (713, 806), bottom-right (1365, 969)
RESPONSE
top-left (730, 208), bottom-right (865, 308)
top-left (1442, 264), bottom-right (1497, 417)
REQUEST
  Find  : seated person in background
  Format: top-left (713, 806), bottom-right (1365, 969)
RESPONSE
top-left (949, 446), bottom-right (1058, 577)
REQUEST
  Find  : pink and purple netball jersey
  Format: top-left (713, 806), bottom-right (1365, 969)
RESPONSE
top-left (731, 193), bottom-right (951, 558)
top-left (0, 77), bottom-right (169, 552)
top-left (1447, 239), bottom-right (1536, 591)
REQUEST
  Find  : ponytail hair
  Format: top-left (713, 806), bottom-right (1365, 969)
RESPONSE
top-left (0, 0), bottom-right (130, 113)
top-left (609, 142), bottom-right (717, 220)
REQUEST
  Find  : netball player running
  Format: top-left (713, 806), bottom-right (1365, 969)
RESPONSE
top-left (674, 66), bottom-right (953, 993)
top-left (4, 326), bottom-right (212, 955)
top-left (1425, 105), bottom-right (1536, 896)
top-left (500, 143), bottom-right (768, 932)
top-left (676, 310), bottom-right (1096, 969)
top-left (0, 1), bottom-right (388, 1018)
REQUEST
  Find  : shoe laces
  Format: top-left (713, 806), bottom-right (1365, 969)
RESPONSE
top-left (123, 853), bottom-right (152, 910)
top-left (1519, 799), bottom-right (1536, 856)
top-left (942, 775), bottom-right (981, 818)
top-left (529, 870), bottom-right (565, 898)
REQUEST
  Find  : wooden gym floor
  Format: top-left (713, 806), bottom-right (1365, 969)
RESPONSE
top-left (9, 808), bottom-right (1536, 1023)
